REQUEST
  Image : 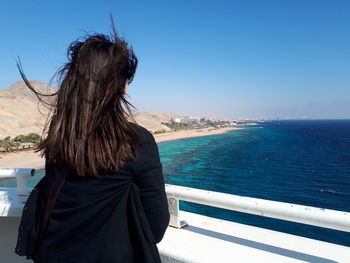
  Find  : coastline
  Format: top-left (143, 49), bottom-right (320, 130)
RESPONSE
top-left (0, 127), bottom-right (241, 170)
top-left (155, 126), bottom-right (241, 143)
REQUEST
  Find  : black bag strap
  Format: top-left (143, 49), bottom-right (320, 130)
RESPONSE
top-left (33, 165), bottom-right (70, 258)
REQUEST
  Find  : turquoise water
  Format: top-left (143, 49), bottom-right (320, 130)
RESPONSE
top-left (0, 170), bottom-right (45, 188)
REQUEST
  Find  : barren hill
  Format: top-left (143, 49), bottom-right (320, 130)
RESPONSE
top-left (0, 81), bottom-right (56, 138)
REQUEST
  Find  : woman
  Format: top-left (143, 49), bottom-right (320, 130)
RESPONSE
top-left (15, 28), bottom-right (170, 263)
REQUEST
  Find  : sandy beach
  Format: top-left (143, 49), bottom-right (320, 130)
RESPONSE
top-left (154, 127), bottom-right (240, 143)
top-left (0, 127), bottom-right (241, 170)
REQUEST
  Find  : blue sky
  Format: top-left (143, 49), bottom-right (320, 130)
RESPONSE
top-left (0, 0), bottom-right (349, 119)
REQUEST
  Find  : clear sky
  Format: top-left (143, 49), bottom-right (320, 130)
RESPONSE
top-left (0, 0), bottom-right (349, 119)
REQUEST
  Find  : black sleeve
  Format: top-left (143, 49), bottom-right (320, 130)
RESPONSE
top-left (132, 129), bottom-right (170, 243)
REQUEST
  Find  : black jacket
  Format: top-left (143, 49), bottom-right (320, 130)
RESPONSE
top-left (15, 124), bottom-right (170, 263)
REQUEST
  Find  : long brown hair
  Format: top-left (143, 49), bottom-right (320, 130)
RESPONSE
top-left (18, 27), bottom-right (139, 176)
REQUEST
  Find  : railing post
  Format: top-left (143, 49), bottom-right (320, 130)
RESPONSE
top-left (16, 175), bottom-right (28, 196)
top-left (167, 197), bottom-right (188, 228)
top-left (0, 168), bottom-right (35, 196)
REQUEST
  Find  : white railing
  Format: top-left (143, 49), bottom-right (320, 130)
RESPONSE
top-left (2, 169), bottom-right (349, 233)
top-left (0, 168), bottom-right (35, 196)
top-left (165, 184), bottom-right (350, 233)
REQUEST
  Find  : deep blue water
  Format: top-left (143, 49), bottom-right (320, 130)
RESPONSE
top-left (158, 120), bottom-right (350, 246)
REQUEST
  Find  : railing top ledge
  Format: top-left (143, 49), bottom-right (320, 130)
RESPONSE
top-left (164, 184), bottom-right (350, 233)
top-left (0, 168), bottom-right (35, 178)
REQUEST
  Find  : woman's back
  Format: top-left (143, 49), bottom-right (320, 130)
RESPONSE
top-left (32, 124), bottom-right (169, 263)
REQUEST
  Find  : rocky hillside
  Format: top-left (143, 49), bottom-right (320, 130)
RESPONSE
top-left (0, 81), bottom-right (188, 138)
top-left (0, 81), bottom-right (56, 138)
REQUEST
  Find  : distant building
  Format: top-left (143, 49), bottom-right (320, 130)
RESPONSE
top-left (173, 117), bottom-right (200, 124)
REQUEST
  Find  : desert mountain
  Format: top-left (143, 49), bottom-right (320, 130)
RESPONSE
top-left (0, 81), bottom-right (188, 138)
top-left (0, 81), bottom-right (56, 138)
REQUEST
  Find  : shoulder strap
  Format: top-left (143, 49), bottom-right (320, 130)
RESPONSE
top-left (34, 165), bottom-right (70, 258)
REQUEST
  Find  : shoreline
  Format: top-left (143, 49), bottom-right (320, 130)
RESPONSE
top-left (154, 126), bottom-right (241, 143)
top-left (0, 127), bottom-right (241, 170)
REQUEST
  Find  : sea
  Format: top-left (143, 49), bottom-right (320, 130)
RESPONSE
top-left (158, 120), bottom-right (350, 247)
top-left (1, 120), bottom-right (349, 246)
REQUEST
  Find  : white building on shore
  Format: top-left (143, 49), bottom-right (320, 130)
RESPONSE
top-left (173, 116), bottom-right (200, 124)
